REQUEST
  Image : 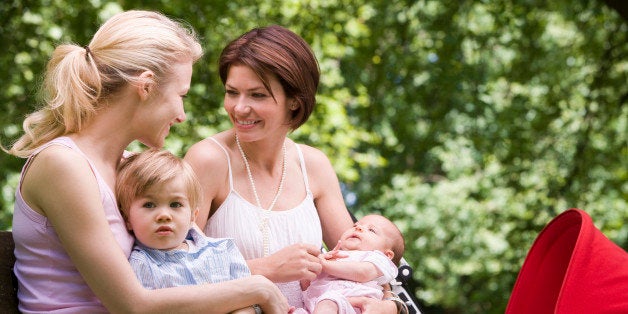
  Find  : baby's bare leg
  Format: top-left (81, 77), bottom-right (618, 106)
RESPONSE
top-left (313, 299), bottom-right (339, 313)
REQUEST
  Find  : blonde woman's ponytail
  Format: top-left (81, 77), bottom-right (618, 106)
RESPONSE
top-left (8, 44), bottom-right (102, 157)
top-left (6, 10), bottom-right (203, 158)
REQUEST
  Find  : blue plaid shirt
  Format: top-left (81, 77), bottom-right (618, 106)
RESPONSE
top-left (129, 228), bottom-right (250, 289)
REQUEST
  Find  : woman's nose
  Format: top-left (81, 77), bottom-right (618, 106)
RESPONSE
top-left (234, 99), bottom-right (251, 114)
top-left (174, 112), bottom-right (186, 124)
top-left (175, 104), bottom-right (187, 123)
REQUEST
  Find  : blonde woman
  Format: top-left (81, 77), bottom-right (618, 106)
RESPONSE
top-left (7, 11), bottom-right (287, 313)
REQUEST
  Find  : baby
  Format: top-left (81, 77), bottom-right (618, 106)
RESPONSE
top-left (299, 214), bottom-right (405, 313)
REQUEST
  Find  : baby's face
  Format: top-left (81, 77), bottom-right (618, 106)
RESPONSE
top-left (339, 215), bottom-right (394, 253)
top-left (126, 176), bottom-right (195, 250)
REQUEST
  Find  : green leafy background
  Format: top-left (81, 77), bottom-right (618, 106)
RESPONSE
top-left (1, 1), bottom-right (626, 313)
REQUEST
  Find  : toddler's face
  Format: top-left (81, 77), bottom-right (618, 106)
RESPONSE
top-left (126, 176), bottom-right (196, 250)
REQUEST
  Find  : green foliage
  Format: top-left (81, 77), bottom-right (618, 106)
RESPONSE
top-left (1, 0), bottom-right (626, 312)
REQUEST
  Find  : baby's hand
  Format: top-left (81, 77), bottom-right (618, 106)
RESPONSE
top-left (299, 279), bottom-right (311, 291)
top-left (331, 240), bottom-right (342, 252)
top-left (320, 240), bottom-right (348, 260)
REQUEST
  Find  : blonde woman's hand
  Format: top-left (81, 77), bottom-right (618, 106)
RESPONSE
top-left (348, 296), bottom-right (398, 314)
top-left (249, 275), bottom-right (290, 313)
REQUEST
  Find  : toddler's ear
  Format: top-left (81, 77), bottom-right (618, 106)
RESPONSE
top-left (191, 208), bottom-right (199, 222)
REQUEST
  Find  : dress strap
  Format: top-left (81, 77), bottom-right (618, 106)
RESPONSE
top-left (19, 137), bottom-right (78, 186)
top-left (208, 137), bottom-right (234, 191)
top-left (294, 144), bottom-right (311, 192)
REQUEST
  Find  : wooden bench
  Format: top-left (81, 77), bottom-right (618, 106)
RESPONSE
top-left (0, 230), bottom-right (19, 313)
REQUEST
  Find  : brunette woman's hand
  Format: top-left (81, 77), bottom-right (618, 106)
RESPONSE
top-left (249, 243), bottom-right (322, 283)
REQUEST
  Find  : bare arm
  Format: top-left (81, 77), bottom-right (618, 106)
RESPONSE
top-left (301, 145), bottom-right (353, 248)
top-left (321, 259), bottom-right (383, 283)
top-left (24, 146), bottom-right (287, 314)
top-left (184, 139), bottom-right (230, 231)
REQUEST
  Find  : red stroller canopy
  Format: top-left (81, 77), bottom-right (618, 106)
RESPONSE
top-left (506, 208), bottom-right (628, 313)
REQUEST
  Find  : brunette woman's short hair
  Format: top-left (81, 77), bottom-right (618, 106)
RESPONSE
top-left (218, 25), bottom-right (320, 130)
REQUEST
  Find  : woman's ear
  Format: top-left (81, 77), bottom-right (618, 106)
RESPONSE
top-left (285, 96), bottom-right (298, 111)
top-left (137, 70), bottom-right (155, 101)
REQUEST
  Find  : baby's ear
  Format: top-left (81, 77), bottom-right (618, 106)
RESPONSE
top-left (384, 249), bottom-right (395, 261)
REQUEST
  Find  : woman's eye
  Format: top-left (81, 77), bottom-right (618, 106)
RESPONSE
top-left (225, 89), bottom-right (238, 95)
top-left (251, 93), bottom-right (267, 98)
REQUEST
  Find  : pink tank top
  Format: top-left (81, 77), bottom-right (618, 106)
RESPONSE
top-left (12, 137), bottom-right (134, 313)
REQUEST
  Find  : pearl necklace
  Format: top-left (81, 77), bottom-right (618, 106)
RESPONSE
top-left (235, 134), bottom-right (287, 257)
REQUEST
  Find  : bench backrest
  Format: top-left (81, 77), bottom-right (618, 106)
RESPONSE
top-left (0, 231), bottom-right (19, 313)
